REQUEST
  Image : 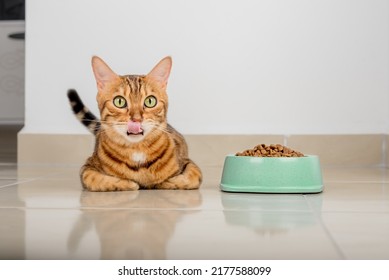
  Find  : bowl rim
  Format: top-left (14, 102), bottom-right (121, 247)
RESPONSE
top-left (226, 154), bottom-right (318, 159)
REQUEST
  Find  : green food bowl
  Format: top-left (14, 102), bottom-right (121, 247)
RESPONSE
top-left (220, 155), bottom-right (323, 194)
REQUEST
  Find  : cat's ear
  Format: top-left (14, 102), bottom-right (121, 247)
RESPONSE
top-left (91, 56), bottom-right (119, 91)
top-left (146, 56), bottom-right (172, 90)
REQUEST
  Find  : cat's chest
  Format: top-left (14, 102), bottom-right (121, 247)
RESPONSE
top-left (125, 149), bottom-right (179, 186)
top-left (98, 137), bottom-right (179, 186)
top-left (130, 151), bottom-right (147, 164)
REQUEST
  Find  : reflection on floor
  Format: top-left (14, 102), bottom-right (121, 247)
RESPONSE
top-left (1, 162), bottom-right (389, 260)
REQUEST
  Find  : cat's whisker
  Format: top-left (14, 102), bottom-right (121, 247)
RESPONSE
top-left (79, 117), bottom-right (126, 125)
top-left (101, 120), bottom-right (127, 125)
top-left (146, 122), bottom-right (170, 135)
top-left (82, 119), bottom-right (127, 127)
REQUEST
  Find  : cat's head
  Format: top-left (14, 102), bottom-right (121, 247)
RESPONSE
top-left (91, 56), bottom-right (172, 143)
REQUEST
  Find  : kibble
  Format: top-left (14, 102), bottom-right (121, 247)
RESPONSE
top-left (236, 144), bottom-right (304, 157)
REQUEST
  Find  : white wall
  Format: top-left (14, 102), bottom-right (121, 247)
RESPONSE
top-left (24, 0), bottom-right (389, 135)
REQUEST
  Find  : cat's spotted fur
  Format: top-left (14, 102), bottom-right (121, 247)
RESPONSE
top-left (67, 56), bottom-right (202, 191)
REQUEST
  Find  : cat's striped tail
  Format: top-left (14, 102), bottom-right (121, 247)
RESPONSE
top-left (67, 89), bottom-right (100, 135)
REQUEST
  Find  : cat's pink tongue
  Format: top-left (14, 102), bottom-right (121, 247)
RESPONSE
top-left (127, 121), bottom-right (143, 134)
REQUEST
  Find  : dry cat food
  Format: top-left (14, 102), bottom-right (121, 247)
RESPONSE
top-left (236, 144), bottom-right (305, 157)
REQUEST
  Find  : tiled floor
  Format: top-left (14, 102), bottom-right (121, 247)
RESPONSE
top-left (0, 161), bottom-right (389, 260)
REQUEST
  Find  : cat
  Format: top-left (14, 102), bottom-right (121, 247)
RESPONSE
top-left (67, 56), bottom-right (202, 191)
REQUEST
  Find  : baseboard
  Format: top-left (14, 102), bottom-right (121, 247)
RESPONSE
top-left (17, 133), bottom-right (95, 166)
top-left (17, 133), bottom-right (387, 167)
top-left (383, 135), bottom-right (389, 167)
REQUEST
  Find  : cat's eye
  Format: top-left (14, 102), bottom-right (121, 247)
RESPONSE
top-left (113, 96), bottom-right (127, 108)
top-left (144, 95), bottom-right (157, 108)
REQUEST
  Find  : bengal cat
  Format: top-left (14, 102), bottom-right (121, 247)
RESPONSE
top-left (67, 56), bottom-right (202, 191)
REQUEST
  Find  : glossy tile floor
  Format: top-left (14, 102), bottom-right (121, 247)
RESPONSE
top-left (1, 160), bottom-right (389, 260)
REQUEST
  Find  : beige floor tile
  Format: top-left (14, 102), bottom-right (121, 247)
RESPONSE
top-left (0, 179), bottom-right (81, 208)
top-left (220, 191), bottom-right (313, 212)
top-left (0, 207), bottom-right (341, 260)
top-left (0, 208), bottom-right (26, 260)
top-left (306, 182), bottom-right (389, 213)
top-left (0, 179), bottom-right (16, 188)
top-left (168, 210), bottom-right (340, 259)
top-left (0, 179), bottom-right (207, 210)
top-left (69, 209), bottom-right (203, 259)
top-left (322, 213), bottom-right (389, 259)
top-left (0, 178), bottom-right (317, 212)
top-left (2, 164), bottom-right (389, 259)
top-left (0, 164), bottom-right (18, 179)
top-left (79, 189), bottom-right (205, 210)
top-left (196, 189), bottom-right (318, 212)
top-left (7, 209), bottom-right (100, 260)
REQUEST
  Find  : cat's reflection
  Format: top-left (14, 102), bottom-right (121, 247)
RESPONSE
top-left (68, 190), bottom-right (202, 259)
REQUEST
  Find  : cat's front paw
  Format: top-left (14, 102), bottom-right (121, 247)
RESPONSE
top-left (111, 179), bottom-right (140, 191)
top-left (82, 169), bottom-right (140, 191)
top-left (156, 175), bottom-right (199, 190)
top-left (84, 180), bottom-right (139, 192)
top-left (155, 181), bottom-right (179, 190)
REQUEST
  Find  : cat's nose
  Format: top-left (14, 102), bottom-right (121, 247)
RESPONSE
top-left (131, 116), bottom-right (143, 123)
top-left (130, 112), bottom-right (143, 123)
